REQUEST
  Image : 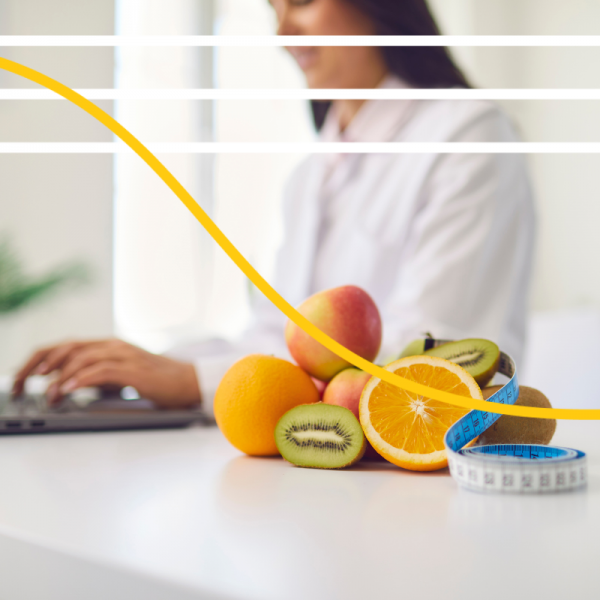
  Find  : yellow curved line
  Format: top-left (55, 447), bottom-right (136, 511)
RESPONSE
top-left (2, 55), bottom-right (597, 421)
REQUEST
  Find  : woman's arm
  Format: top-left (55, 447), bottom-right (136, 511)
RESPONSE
top-left (12, 339), bottom-right (201, 407)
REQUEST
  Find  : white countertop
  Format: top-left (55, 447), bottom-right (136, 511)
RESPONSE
top-left (0, 419), bottom-right (597, 600)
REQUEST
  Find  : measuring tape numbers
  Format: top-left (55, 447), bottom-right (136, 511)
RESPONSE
top-left (440, 347), bottom-right (587, 494)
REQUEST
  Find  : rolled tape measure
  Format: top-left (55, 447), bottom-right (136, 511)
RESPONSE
top-left (431, 343), bottom-right (590, 494)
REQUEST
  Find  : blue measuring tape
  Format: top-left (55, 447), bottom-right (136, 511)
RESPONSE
top-left (439, 347), bottom-right (587, 494)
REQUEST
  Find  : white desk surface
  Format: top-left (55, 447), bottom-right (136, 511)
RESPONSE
top-left (0, 421), bottom-right (597, 600)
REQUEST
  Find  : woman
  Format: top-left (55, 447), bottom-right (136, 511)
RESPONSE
top-left (12, 0), bottom-right (535, 415)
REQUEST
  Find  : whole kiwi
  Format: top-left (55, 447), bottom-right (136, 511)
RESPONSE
top-left (475, 385), bottom-right (556, 446)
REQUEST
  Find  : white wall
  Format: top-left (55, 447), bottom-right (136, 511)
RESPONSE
top-left (429, 0), bottom-right (600, 35)
top-left (0, 0), bottom-right (115, 373)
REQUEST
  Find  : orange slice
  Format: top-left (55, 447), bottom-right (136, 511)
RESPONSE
top-left (359, 355), bottom-right (483, 471)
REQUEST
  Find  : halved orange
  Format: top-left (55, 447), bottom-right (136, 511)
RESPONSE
top-left (359, 355), bottom-right (483, 471)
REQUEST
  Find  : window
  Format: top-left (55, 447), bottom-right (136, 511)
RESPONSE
top-left (114, 0), bottom-right (313, 351)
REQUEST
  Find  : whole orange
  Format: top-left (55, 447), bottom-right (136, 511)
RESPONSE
top-left (214, 354), bottom-right (320, 456)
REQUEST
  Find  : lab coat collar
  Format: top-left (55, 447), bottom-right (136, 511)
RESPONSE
top-left (319, 74), bottom-right (414, 143)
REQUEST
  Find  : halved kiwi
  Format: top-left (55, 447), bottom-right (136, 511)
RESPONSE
top-left (275, 404), bottom-right (366, 469)
top-left (424, 338), bottom-right (500, 387)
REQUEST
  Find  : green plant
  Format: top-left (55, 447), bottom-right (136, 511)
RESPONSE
top-left (0, 238), bottom-right (90, 315)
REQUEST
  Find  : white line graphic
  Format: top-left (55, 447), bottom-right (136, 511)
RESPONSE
top-left (2, 35), bottom-right (600, 47)
top-left (2, 142), bottom-right (600, 154)
top-left (2, 89), bottom-right (600, 101)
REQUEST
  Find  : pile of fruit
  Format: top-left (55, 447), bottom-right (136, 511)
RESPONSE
top-left (214, 285), bottom-right (556, 472)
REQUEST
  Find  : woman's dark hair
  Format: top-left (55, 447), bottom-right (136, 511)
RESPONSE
top-left (311, 0), bottom-right (470, 129)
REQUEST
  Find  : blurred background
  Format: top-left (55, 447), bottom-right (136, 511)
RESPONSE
top-left (1, 0), bottom-right (600, 406)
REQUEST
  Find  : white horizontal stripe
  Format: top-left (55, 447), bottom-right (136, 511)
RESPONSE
top-left (3, 89), bottom-right (600, 101)
top-left (1, 142), bottom-right (600, 154)
top-left (2, 35), bottom-right (600, 47)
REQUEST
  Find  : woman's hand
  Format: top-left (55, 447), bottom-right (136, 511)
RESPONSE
top-left (11, 339), bottom-right (201, 408)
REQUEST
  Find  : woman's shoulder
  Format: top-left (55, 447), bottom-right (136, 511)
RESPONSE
top-left (397, 99), bottom-right (521, 143)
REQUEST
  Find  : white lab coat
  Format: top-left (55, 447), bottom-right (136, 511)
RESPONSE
top-left (173, 76), bottom-right (536, 417)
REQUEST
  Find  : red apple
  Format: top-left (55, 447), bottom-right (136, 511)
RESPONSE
top-left (323, 368), bottom-right (385, 461)
top-left (285, 285), bottom-right (382, 381)
top-left (322, 368), bottom-right (371, 419)
top-left (311, 377), bottom-right (328, 399)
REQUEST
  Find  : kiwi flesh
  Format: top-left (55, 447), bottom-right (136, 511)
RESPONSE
top-left (424, 338), bottom-right (500, 387)
top-left (476, 385), bottom-right (556, 446)
top-left (275, 404), bottom-right (366, 469)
